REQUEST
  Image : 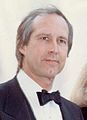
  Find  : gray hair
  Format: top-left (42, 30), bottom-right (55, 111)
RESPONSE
top-left (16, 5), bottom-right (73, 73)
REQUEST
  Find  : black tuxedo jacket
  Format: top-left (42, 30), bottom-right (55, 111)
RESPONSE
top-left (81, 107), bottom-right (87, 120)
top-left (0, 77), bottom-right (84, 120)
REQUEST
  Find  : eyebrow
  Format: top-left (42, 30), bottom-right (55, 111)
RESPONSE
top-left (35, 33), bottom-right (52, 38)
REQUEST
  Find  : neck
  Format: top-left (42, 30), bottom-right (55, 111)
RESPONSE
top-left (22, 68), bottom-right (54, 91)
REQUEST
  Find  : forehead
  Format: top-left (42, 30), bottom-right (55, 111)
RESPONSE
top-left (31, 13), bottom-right (69, 37)
top-left (32, 13), bottom-right (69, 33)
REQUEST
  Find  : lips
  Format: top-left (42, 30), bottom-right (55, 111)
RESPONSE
top-left (43, 59), bottom-right (59, 64)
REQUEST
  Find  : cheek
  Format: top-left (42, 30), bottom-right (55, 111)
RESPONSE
top-left (36, 45), bottom-right (47, 56)
top-left (59, 45), bottom-right (68, 56)
top-left (61, 50), bottom-right (68, 61)
top-left (30, 45), bottom-right (45, 61)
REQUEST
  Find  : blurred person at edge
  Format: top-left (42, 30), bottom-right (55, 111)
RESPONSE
top-left (71, 63), bottom-right (87, 120)
top-left (0, 5), bottom-right (84, 120)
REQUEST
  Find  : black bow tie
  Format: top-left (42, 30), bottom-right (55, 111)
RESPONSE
top-left (37, 90), bottom-right (61, 106)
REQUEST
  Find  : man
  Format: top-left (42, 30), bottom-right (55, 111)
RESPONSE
top-left (0, 5), bottom-right (84, 120)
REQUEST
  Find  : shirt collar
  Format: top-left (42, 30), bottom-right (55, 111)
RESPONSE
top-left (17, 69), bottom-right (42, 92)
top-left (17, 69), bottom-right (43, 112)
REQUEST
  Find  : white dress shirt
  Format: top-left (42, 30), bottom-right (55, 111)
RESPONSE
top-left (17, 69), bottom-right (63, 120)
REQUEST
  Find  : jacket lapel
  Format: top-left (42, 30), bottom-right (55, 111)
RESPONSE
top-left (4, 78), bottom-right (36, 120)
top-left (60, 102), bottom-right (73, 120)
top-left (60, 97), bottom-right (80, 120)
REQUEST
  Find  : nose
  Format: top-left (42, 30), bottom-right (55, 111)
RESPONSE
top-left (48, 40), bottom-right (59, 55)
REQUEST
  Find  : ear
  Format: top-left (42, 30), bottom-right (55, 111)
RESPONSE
top-left (19, 45), bottom-right (27, 55)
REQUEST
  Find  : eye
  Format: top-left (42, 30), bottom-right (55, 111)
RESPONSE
top-left (57, 38), bottom-right (68, 47)
top-left (60, 39), bottom-right (67, 44)
top-left (40, 36), bottom-right (49, 41)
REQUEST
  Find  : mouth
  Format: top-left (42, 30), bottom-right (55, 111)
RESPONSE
top-left (43, 59), bottom-right (59, 64)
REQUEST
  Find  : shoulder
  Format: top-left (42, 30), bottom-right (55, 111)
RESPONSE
top-left (60, 97), bottom-right (84, 120)
top-left (0, 77), bottom-right (17, 91)
top-left (61, 96), bottom-right (82, 111)
top-left (61, 96), bottom-right (77, 105)
top-left (0, 77), bottom-right (17, 109)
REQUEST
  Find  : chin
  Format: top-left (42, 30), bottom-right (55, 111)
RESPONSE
top-left (46, 72), bottom-right (58, 79)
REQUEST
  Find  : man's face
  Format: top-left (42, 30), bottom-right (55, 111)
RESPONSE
top-left (20, 14), bottom-right (69, 79)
